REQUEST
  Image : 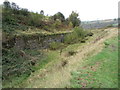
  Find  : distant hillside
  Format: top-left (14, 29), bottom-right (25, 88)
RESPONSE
top-left (81, 19), bottom-right (118, 29)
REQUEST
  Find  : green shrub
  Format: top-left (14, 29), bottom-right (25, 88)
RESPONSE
top-left (64, 27), bottom-right (86, 44)
top-left (104, 41), bottom-right (110, 46)
top-left (49, 42), bottom-right (64, 50)
top-left (64, 33), bottom-right (78, 44)
top-left (73, 27), bottom-right (86, 38)
top-left (104, 41), bottom-right (110, 48)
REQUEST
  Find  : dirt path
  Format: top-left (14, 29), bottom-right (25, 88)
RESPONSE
top-left (21, 28), bottom-right (118, 88)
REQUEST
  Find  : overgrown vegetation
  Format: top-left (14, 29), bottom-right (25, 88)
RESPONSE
top-left (2, 48), bottom-right (43, 87)
top-left (2, 0), bottom-right (93, 88)
top-left (2, 47), bottom-right (60, 88)
top-left (64, 27), bottom-right (88, 44)
top-left (70, 36), bottom-right (118, 88)
top-left (2, 1), bottom-right (81, 34)
top-left (48, 27), bottom-right (91, 50)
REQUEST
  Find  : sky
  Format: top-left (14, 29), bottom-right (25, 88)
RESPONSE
top-left (0, 0), bottom-right (119, 21)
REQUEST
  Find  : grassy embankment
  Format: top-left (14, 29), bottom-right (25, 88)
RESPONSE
top-left (2, 27), bottom-right (89, 88)
top-left (17, 28), bottom-right (113, 88)
top-left (70, 36), bottom-right (118, 88)
top-left (3, 27), bottom-right (116, 88)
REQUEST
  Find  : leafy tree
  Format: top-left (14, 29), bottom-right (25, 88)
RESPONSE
top-left (67, 11), bottom-right (81, 27)
top-left (53, 12), bottom-right (65, 22)
top-left (3, 0), bottom-right (11, 9)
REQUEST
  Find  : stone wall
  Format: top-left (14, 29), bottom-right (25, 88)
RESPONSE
top-left (2, 33), bottom-right (70, 50)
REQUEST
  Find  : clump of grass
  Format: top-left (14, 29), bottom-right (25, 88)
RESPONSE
top-left (104, 41), bottom-right (110, 46)
top-left (104, 41), bottom-right (110, 48)
top-left (68, 50), bottom-right (77, 56)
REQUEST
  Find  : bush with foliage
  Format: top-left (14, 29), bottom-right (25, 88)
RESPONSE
top-left (67, 11), bottom-right (81, 27)
top-left (64, 27), bottom-right (87, 44)
top-left (64, 33), bottom-right (78, 44)
top-left (52, 12), bottom-right (65, 22)
top-left (73, 27), bottom-right (86, 38)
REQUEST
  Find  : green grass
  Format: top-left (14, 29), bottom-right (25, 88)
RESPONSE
top-left (118, 34), bottom-right (120, 88)
top-left (70, 36), bottom-right (118, 88)
top-left (32, 50), bottom-right (60, 71)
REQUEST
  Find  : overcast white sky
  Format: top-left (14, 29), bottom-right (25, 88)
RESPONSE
top-left (0, 0), bottom-right (119, 21)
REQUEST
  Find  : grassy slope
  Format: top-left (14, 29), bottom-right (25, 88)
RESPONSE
top-left (17, 28), bottom-right (117, 88)
top-left (70, 36), bottom-right (118, 88)
top-left (3, 28), bottom-right (117, 88)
